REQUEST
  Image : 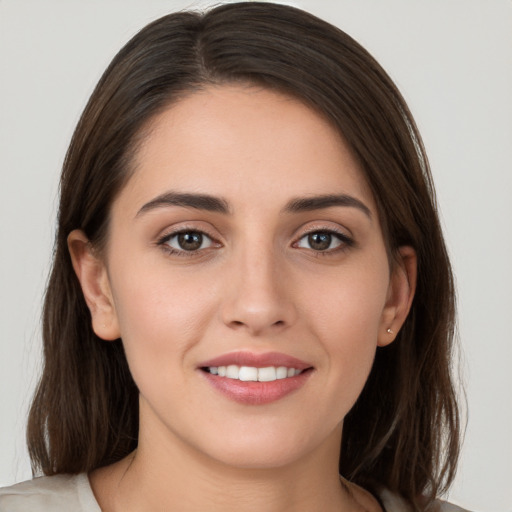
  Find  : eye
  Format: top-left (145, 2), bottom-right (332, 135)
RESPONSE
top-left (295, 230), bottom-right (350, 252)
top-left (162, 230), bottom-right (214, 252)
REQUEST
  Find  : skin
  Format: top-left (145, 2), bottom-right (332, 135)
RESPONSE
top-left (69, 85), bottom-right (416, 512)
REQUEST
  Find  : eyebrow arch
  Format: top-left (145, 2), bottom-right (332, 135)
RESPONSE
top-left (284, 194), bottom-right (372, 218)
top-left (136, 191), bottom-right (371, 219)
top-left (136, 192), bottom-right (230, 217)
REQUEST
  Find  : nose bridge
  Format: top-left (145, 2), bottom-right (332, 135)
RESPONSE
top-left (221, 232), bottom-right (295, 335)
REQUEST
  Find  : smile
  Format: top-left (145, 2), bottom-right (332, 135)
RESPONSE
top-left (205, 365), bottom-right (303, 382)
top-left (199, 352), bottom-right (313, 405)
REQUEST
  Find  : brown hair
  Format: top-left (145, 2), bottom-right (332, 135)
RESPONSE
top-left (27, 3), bottom-right (460, 509)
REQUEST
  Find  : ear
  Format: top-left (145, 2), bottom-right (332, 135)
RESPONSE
top-left (67, 230), bottom-right (121, 341)
top-left (377, 246), bottom-right (417, 347)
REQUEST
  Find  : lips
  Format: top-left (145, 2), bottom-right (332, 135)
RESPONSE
top-left (199, 351), bottom-right (311, 370)
top-left (198, 351), bottom-right (313, 405)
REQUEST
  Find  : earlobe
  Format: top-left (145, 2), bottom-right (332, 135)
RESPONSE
top-left (378, 246), bottom-right (417, 347)
top-left (67, 230), bottom-right (121, 341)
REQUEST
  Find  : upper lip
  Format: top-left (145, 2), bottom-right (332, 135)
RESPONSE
top-left (199, 351), bottom-right (312, 370)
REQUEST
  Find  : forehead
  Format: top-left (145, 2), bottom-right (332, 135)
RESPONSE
top-left (117, 85), bottom-right (376, 215)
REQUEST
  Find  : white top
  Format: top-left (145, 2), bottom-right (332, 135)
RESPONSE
top-left (0, 473), bottom-right (471, 511)
top-left (0, 474), bottom-right (100, 512)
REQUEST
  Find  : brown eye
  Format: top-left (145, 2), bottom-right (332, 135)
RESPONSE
top-left (178, 232), bottom-right (203, 251)
top-left (165, 231), bottom-right (213, 252)
top-left (296, 230), bottom-right (349, 252)
top-left (308, 232), bottom-right (332, 251)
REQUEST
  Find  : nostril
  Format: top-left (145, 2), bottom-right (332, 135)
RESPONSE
top-left (233, 319), bottom-right (286, 327)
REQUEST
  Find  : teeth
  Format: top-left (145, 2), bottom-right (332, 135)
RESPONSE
top-left (276, 367), bottom-right (288, 379)
top-left (207, 365), bottom-right (304, 382)
top-left (238, 366), bottom-right (258, 381)
top-left (226, 365), bottom-right (239, 379)
top-left (258, 366), bottom-right (276, 382)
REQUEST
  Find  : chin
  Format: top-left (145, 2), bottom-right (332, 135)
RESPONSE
top-left (192, 419), bottom-right (339, 472)
top-left (207, 443), bottom-right (309, 471)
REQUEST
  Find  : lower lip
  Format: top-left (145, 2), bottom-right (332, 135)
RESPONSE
top-left (200, 369), bottom-right (313, 405)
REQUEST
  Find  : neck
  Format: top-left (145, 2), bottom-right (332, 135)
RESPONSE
top-left (90, 405), bottom-right (380, 512)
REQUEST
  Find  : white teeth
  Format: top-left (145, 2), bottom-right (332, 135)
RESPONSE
top-left (207, 365), bottom-right (304, 381)
top-left (276, 366), bottom-right (288, 379)
top-left (226, 365), bottom-right (239, 379)
top-left (258, 366), bottom-right (276, 382)
top-left (239, 366), bottom-right (258, 381)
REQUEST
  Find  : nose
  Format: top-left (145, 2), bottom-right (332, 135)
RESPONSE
top-left (220, 245), bottom-right (297, 336)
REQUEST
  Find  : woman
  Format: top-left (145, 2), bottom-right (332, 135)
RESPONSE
top-left (0, 2), bottom-right (469, 511)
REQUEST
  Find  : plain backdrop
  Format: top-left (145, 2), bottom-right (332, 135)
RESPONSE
top-left (1, 1), bottom-right (511, 510)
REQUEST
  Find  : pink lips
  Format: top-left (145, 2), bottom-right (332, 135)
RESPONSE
top-left (200, 351), bottom-right (311, 370)
top-left (198, 351), bottom-right (313, 406)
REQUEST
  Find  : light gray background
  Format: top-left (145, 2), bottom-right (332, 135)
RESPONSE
top-left (1, 1), bottom-right (511, 510)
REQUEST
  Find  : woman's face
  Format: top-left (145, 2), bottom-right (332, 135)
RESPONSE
top-left (73, 85), bottom-right (414, 470)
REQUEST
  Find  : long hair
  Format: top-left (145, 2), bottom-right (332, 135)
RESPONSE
top-left (27, 3), bottom-right (460, 509)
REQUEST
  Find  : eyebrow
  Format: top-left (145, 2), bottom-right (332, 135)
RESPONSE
top-left (284, 194), bottom-right (372, 218)
top-left (136, 191), bottom-right (371, 219)
top-left (136, 192), bottom-right (231, 217)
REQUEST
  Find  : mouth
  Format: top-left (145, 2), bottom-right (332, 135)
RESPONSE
top-left (201, 365), bottom-right (306, 382)
top-left (198, 352), bottom-right (314, 405)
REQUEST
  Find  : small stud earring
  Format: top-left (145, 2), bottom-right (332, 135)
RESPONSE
top-left (386, 328), bottom-right (394, 334)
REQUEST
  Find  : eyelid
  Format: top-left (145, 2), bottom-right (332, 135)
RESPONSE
top-left (296, 229), bottom-right (353, 245)
top-left (163, 230), bottom-right (214, 250)
top-left (156, 221), bottom-right (221, 243)
top-left (293, 221), bottom-right (353, 241)
top-left (291, 223), bottom-right (355, 253)
top-left (155, 223), bottom-right (223, 256)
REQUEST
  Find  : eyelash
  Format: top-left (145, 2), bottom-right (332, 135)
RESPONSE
top-left (157, 228), bottom-right (219, 258)
top-left (293, 228), bottom-right (354, 256)
top-left (156, 227), bottom-right (354, 258)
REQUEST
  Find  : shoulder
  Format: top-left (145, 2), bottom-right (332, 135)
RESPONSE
top-left (379, 489), bottom-right (473, 512)
top-left (0, 473), bottom-right (101, 512)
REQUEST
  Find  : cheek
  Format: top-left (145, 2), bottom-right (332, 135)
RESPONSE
top-left (302, 258), bottom-right (389, 338)
top-left (108, 259), bottom-right (218, 380)
top-left (299, 260), bottom-right (389, 393)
